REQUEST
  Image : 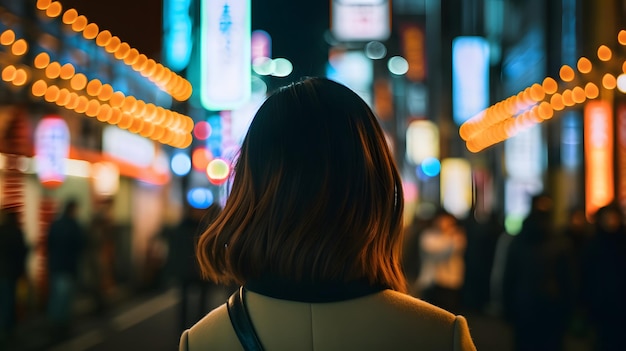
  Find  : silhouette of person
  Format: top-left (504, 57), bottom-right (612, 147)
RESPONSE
top-left (0, 206), bottom-right (28, 344)
top-left (417, 208), bottom-right (467, 314)
top-left (180, 77), bottom-right (476, 350)
top-left (46, 199), bottom-right (86, 337)
top-left (502, 193), bottom-right (575, 351)
top-left (581, 202), bottom-right (626, 351)
top-left (169, 202), bottom-right (221, 333)
top-left (462, 208), bottom-right (504, 313)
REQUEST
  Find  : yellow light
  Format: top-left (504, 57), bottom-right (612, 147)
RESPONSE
top-left (13, 69), bottom-right (28, 86)
top-left (0, 30), bottom-right (15, 46)
top-left (31, 80), bottom-right (48, 97)
top-left (45, 62), bottom-right (61, 79)
top-left (122, 95), bottom-right (137, 113)
top-left (585, 82), bottom-right (599, 99)
top-left (2, 65), bottom-right (16, 82)
top-left (562, 89), bottom-right (575, 106)
top-left (109, 108), bottom-right (122, 124)
top-left (529, 83), bottom-right (545, 102)
top-left (83, 23), bottom-right (99, 40)
top-left (86, 79), bottom-right (103, 96)
top-left (572, 86), bottom-right (586, 103)
top-left (11, 39), bottom-right (28, 56)
top-left (622, 61), bottom-right (626, 74)
top-left (537, 101), bottom-right (554, 120)
top-left (132, 54), bottom-right (148, 71)
top-left (597, 45), bottom-right (612, 62)
top-left (617, 30), bottom-right (626, 46)
top-left (114, 43), bottom-right (131, 60)
top-left (85, 99), bottom-right (101, 117)
top-left (98, 84), bottom-right (114, 101)
top-left (74, 96), bottom-right (89, 113)
top-left (70, 73), bottom-right (87, 91)
top-left (62, 8), bottom-right (78, 24)
top-left (559, 65), bottom-right (575, 82)
top-left (109, 91), bottom-right (125, 108)
top-left (124, 48), bottom-right (139, 65)
top-left (34, 52), bottom-right (50, 69)
top-left (45, 1), bottom-right (63, 17)
top-left (96, 30), bottom-right (112, 47)
top-left (97, 104), bottom-right (112, 122)
top-left (550, 93), bottom-right (565, 111)
top-left (36, 0), bottom-right (52, 10)
top-left (59, 63), bottom-right (75, 79)
top-left (128, 118), bottom-right (144, 133)
top-left (542, 77), bottom-right (558, 95)
top-left (71, 15), bottom-right (88, 32)
top-left (56, 88), bottom-right (71, 106)
top-left (44, 85), bottom-right (60, 102)
top-left (66, 93), bottom-right (79, 109)
top-left (118, 113), bottom-right (133, 129)
top-left (602, 73), bottom-right (617, 89)
top-left (105, 36), bottom-right (121, 53)
top-left (577, 57), bottom-right (592, 74)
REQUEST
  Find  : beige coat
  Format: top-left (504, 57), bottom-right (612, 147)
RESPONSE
top-left (179, 289), bottom-right (477, 350)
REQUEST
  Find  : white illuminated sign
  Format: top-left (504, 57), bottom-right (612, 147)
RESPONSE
top-left (102, 127), bottom-right (155, 167)
top-left (331, 0), bottom-right (391, 42)
top-left (440, 158), bottom-right (472, 219)
top-left (34, 116), bottom-right (70, 188)
top-left (406, 120), bottom-right (439, 165)
top-left (452, 36), bottom-right (490, 125)
top-left (200, 0), bottom-right (251, 111)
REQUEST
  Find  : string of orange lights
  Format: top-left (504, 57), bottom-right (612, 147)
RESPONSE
top-left (460, 30), bottom-right (626, 153)
top-left (0, 0), bottom-right (194, 149)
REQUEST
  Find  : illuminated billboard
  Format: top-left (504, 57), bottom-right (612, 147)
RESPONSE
top-left (452, 36), bottom-right (489, 125)
top-left (199, 0), bottom-right (251, 111)
top-left (331, 0), bottom-right (391, 42)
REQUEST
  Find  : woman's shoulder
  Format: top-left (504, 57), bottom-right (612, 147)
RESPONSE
top-left (180, 303), bottom-right (242, 351)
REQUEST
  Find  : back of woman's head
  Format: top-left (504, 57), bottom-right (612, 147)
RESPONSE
top-left (197, 77), bottom-right (406, 291)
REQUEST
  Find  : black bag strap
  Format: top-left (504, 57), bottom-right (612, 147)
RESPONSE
top-left (227, 286), bottom-right (265, 351)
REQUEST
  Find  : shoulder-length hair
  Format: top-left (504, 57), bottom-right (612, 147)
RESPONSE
top-left (196, 77), bottom-right (406, 292)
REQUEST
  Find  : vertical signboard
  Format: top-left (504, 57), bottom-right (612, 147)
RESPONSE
top-left (440, 158), bottom-right (472, 219)
top-left (452, 36), bottom-right (490, 125)
top-left (34, 116), bottom-right (70, 188)
top-left (331, 0), bottom-right (391, 42)
top-left (200, 0), bottom-right (251, 111)
top-left (584, 101), bottom-right (614, 219)
top-left (163, 0), bottom-right (193, 72)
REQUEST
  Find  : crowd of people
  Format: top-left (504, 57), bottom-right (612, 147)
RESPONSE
top-left (405, 194), bottom-right (626, 351)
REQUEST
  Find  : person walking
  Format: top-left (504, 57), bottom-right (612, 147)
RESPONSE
top-left (46, 199), bottom-right (86, 339)
top-left (502, 193), bottom-right (575, 351)
top-left (0, 206), bottom-right (28, 346)
top-left (180, 77), bottom-right (476, 350)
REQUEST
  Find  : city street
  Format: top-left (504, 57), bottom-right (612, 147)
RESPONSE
top-left (7, 283), bottom-right (597, 351)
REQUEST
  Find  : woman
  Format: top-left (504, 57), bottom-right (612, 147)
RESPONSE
top-left (180, 77), bottom-right (476, 350)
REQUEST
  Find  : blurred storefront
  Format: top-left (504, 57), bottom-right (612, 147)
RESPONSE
top-left (0, 0), bottom-right (194, 311)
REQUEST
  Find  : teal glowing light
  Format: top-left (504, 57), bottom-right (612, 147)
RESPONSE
top-left (420, 157), bottom-right (441, 177)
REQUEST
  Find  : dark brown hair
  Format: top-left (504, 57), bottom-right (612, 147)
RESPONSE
top-left (196, 77), bottom-right (406, 292)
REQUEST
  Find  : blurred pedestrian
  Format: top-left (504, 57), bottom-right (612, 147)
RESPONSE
top-left (581, 202), bottom-right (626, 351)
top-left (87, 197), bottom-right (115, 315)
top-left (461, 207), bottom-right (504, 314)
top-left (46, 198), bottom-right (86, 338)
top-left (502, 193), bottom-right (575, 351)
top-left (0, 206), bottom-right (28, 344)
top-left (417, 208), bottom-right (467, 314)
top-left (180, 77), bottom-right (476, 350)
top-left (169, 202), bottom-right (221, 333)
top-left (561, 206), bottom-right (593, 338)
